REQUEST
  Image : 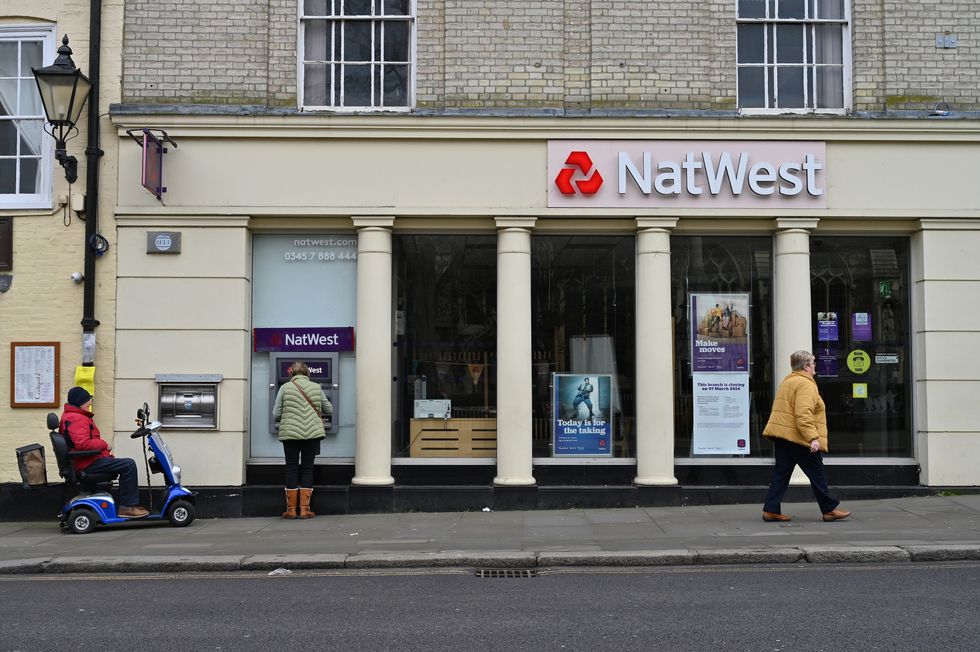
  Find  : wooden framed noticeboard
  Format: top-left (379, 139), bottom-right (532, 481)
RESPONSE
top-left (10, 342), bottom-right (60, 408)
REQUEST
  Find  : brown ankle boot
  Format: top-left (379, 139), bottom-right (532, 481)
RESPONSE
top-left (298, 488), bottom-right (315, 519)
top-left (282, 488), bottom-right (298, 519)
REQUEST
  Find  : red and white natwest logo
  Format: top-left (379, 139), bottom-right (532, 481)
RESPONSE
top-left (554, 151), bottom-right (603, 195)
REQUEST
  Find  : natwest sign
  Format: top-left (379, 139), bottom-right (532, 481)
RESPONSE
top-left (253, 327), bottom-right (355, 352)
top-left (548, 140), bottom-right (827, 209)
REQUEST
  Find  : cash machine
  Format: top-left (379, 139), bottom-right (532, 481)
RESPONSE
top-left (269, 352), bottom-right (339, 435)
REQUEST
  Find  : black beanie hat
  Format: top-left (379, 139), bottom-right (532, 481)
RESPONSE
top-left (67, 387), bottom-right (92, 408)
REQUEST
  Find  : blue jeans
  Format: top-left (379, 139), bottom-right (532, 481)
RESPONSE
top-left (84, 457), bottom-right (141, 507)
top-left (763, 438), bottom-right (840, 515)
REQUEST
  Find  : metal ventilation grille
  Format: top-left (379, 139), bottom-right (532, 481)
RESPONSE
top-left (475, 568), bottom-right (538, 579)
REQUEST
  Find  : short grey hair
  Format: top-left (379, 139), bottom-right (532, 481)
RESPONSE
top-left (790, 350), bottom-right (814, 371)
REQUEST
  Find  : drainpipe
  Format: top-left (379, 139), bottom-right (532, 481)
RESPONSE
top-left (80, 0), bottom-right (103, 365)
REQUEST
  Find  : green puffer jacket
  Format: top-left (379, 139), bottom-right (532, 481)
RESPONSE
top-left (273, 375), bottom-right (333, 441)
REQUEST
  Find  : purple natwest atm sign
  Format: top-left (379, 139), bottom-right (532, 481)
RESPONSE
top-left (253, 327), bottom-right (355, 353)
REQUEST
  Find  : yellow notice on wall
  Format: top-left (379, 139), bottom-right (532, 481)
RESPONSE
top-left (853, 383), bottom-right (868, 399)
top-left (74, 366), bottom-right (96, 411)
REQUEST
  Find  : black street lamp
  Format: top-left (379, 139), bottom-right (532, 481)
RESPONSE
top-left (31, 35), bottom-right (92, 184)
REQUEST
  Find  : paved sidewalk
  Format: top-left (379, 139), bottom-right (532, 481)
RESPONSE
top-left (1, 495), bottom-right (979, 574)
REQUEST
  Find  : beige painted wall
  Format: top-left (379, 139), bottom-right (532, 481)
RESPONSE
top-left (113, 222), bottom-right (250, 486)
top-left (0, 2), bottom-right (123, 483)
top-left (914, 222), bottom-right (980, 485)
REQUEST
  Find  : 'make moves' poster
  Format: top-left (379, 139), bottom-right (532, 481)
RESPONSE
top-left (690, 293), bottom-right (750, 372)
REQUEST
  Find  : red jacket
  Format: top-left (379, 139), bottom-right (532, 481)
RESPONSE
top-left (59, 404), bottom-right (112, 471)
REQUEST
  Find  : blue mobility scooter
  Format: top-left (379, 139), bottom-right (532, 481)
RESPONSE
top-left (49, 402), bottom-right (196, 534)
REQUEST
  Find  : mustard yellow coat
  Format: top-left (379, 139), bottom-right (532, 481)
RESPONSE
top-left (762, 371), bottom-right (829, 453)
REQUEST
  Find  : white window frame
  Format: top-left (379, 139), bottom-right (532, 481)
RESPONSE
top-left (298, 0), bottom-right (416, 112)
top-left (0, 25), bottom-right (55, 209)
top-left (735, 0), bottom-right (852, 115)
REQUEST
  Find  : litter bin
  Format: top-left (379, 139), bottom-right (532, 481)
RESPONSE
top-left (15, 443), bottom-right (47, 488)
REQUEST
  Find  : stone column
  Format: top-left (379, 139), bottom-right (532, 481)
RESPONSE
top-left (493, 217), bottom-right (537, 486)
top-left (351, 217), bottom-right (395, 486)
top-left (634, 218), bottom-right (679, 486)
top-left (773, 218), bottom-right (819, 485)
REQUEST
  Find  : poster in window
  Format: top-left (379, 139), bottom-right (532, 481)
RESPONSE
top-left (817, 311), bottom-right (839, 342)
top-left (690, 293), bottom-right (750, 372)
top-left (852, 312), bottom-right (872, 341)
top-left (692, 372), bottom-right (750, 455)
top-left (552, 373), bottom-right (613, 457)
top-left (10, 342), bottom-right (60, 408)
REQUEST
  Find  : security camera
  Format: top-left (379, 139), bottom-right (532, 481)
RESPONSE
top-left (70, 272), bottom-right (84, 283)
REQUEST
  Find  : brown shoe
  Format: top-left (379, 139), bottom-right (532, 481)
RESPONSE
top-left (118, 505), bottom-right (149, 518)
top-left (762, 511), bottom-right (792, 522)
top-left (822, 508), bottom-right (851, 522)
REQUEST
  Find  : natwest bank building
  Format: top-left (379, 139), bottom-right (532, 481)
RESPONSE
top-left (108, 112), bottom-right (980, 512)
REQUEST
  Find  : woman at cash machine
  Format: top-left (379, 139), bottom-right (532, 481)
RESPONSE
top-left (272, 361), bottom-right (333, 519)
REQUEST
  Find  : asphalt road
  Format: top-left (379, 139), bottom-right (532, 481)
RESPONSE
top-left (1, 563), bottom-right (978, 651)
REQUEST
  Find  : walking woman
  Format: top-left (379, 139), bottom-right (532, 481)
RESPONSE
top-left (761, 350), bottom-right (850, 523)
top-left (273, 361), bottom-right (333, 519)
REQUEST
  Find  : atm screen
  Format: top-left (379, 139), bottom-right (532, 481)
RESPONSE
top-left (278, 360), bottom-right (332, 383)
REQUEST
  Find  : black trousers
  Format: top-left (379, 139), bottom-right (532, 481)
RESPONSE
top-left (763, 438), bottom-right (840, 515)
top-left (282, 439), bottom-right (321, 489)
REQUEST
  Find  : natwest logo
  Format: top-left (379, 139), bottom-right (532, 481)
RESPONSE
top-left (548, 140), bottom-right (827, 209)
top-left (554, 151), bottom-right (603, 195)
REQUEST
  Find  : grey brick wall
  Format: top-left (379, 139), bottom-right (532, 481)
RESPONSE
top-left (122, 1), bottom-right (980, 114)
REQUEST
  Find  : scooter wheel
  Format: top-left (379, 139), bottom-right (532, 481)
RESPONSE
top-left (68, 508), bottom-right (97, 535)
top-left (166, 500), bottom-right (195, 527)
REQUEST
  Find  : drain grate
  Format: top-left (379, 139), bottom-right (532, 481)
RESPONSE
top-left (475, 568), bottom-right (538, 579)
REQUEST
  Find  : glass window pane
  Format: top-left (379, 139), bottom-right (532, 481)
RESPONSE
top-left (738, 67), bottom-right (766, 108)
top-left (385, 0), bottom-right (410, 15)
top-left (671, 237), bottom-right (774, 459)
top-left (19, 157), bottom-right (39, 194)
top-left (0, 42), bottom-right (16, 76)
top-left (776, 24), bottom-right (804, 63)
top-left (0, 160), bottom-right (14, 193)
top-left (810, 238), bottom-right (912, 456)
top-left (776, 66), bottom-right (804, 108)
top-left (0, 120), bottom-right (16, 155)
top-left (304, 0), bottom-right (329, 16)
top-left (738, 0), bottom-right (767, 18)
top-left (19, 119), bottom-right (42, 156)
top-left (816, 66), bottom-right (843, 107)
top-left (303, 63), bottom-right (329, 105)
top-left (333, 63), bottom-right (342, 104)
top-left (383, 64), bottom-right (409, 106)
top-left (20, 41), bottom-right (42, 76)
top-left (343, 0), bottom-right (372, 15)
top-left (737, 24), bottom-right (765, 64)
top-left (0, 80), bottom-right (16, 117)
top-left (532, 236), bottom-right (636, 458)
top-left (383, 21), bottom-right (409, 61)
top-left (778, 0), bottom-right (806, 19)
top-left (817, 0), bottom-right (844, 19)
top-left (19, 80), bottom-right (42, 115)
top-left (344, 21), bottom-right (372, 62)
top-left (814, 24), bottom-right (842, 64)
top-left (304, 20), bottom-right (330, 60)
top-left (393, 235), bottom-right (498, 458)
top-left (342, 64), bottom-right (371, 106)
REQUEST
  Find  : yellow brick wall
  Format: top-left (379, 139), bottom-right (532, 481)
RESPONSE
top-left (0, 1), bottom-right (123, 482)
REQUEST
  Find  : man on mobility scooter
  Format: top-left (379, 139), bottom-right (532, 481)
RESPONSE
top-left (59, 387), bottom-right (149, 518)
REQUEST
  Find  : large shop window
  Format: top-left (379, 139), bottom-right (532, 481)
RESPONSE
top-left (393, 235), bottom-right (497, 458)
top-left (810, 237), bottom-right (911, 456)
top-left (300, 0), bottom-right (414, 110)
top-left (736, 0), bottom-right (849, 112)
top-left (531, 236), bottom-right (636, 458)
top-left (671, 236), bottom-right (774, 458)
